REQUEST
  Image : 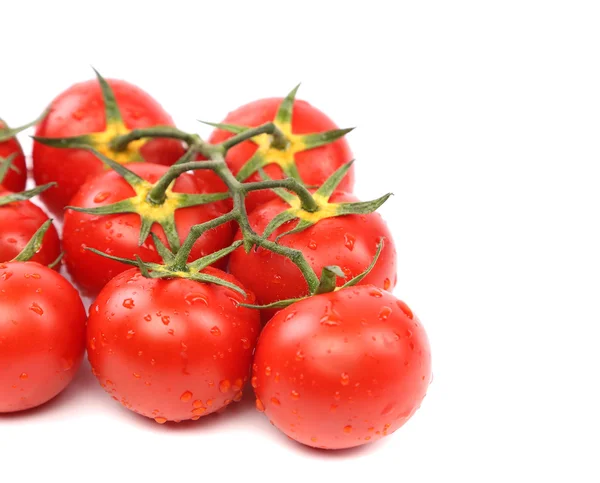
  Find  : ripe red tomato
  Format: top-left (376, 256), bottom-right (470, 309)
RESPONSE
top-left (0, 188), bottom-right (61, 266)
top-left (0, 120), bottom-right (27, 192)
top-left (206, 97), bottom-right (354, 213)
top-left (63, 163), bottom-right (233, 296)
top-left (228, 192), bottom-right (397, 322)
top-left (252, 286), bottom-right (431, 449)
top-left (0, 261), bottom-right (87, 412)
top-left (33, 78), bottom-right (185, 214)
top-left (87, 267), bottom-right (261, 423)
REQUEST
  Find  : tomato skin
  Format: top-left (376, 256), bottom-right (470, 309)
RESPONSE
top-left (0, 120), bottom-right (27, 192)
top-left (63, 163), bottom-right (233, 297)
top-left (228, 192), bottom-right (397, 322)
top-left (33, 78), bottom-right (185, 214)
top-left (252, 286), bottom-right (431, 449)
top-left (0, 261), bottom-right (86, 412)
top-left (87, 267), bottom-right (261, 423)
top-left (0, 189), bottom-right (61, 266)
top-left (206, 97), bottom-right (354, 213)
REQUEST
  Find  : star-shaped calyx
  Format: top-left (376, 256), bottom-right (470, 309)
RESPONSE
top-left (65, 149), bottom-right (229, 252)
top-left (259, 160), bottom-right (392, 241)
top-left (202, 85), bottom-right (353, 183)
top-left (240, 240), bottom-right (385, 310)
top-left (33, 69), bottom-right (147, 164)
top-left (88, 232), bottom-right (247, 296)
top-left (0, 155), bottom-right (56, 206)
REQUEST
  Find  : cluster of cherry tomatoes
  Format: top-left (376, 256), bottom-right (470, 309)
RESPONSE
top-left (0, 72), bottom-right (431, 450)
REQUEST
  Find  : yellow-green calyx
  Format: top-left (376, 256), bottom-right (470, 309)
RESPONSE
top-left (260, 161), bottom-right (392, 241)
top-left (33, 69), bottom-right (147, 166)
top-left (65, 149), bottom-right (229, 251)
top-left (202, 85), bottom-right (353, 183)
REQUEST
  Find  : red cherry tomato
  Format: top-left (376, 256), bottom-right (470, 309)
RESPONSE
top-left (228, 192), bottom-right (397, 322)
top-left (63, 163), bottom-right (233, 296)
top-left (206, 97), bottom-right (354, 213)
top-left (252, 286), bottom-right (431, 449)
top-left (33, 78), bottom-right (185, 214)
top-left (0, 188), bottom-right (61, 267)
top-left (0, 261), bottom-right (87, 412)
top-left (87, 267), bottom-right (261, 423)
top-left (0, 120), bottom-right (27, 192)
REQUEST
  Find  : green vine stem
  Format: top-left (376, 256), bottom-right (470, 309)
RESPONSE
top-left (74, 112), bottom-right (378, 298)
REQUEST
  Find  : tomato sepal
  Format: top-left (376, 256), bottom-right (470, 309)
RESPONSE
top-left (64, 147), bottom-right (230, 250)
top-left (204, 85), bottom-right (354, 183)
top-left (0, 181), bottom-right (57, 207)
top-left (239, 239), bottom-right (385, 310)
top-left (11, 219), bottom-right (54, 263)
top-left (0, 109), bottom-right (48, 143)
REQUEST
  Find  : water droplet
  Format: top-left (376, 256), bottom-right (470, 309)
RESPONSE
top-left (219, 380), bottom-right (231, 393)
top-left (383, 278), bottom-right (391, 290)
top-left (144, 314), bottom-right (152, 322)
top-left (255, 398), bottom-right (265, 412)
top-left (210, 326), bottom-right (221, 336)
top-left (93, 192), bottom-right (111, 203)
top-left (192, 399), bottom-right (203, 408)
top-left (265, 366), bottom-right (272, 376)
top-left (71, 110), bottom-right (84, 121)
top-left (126, 329), bottom-right (135, 339)
top-left (233, 391), bottom-right (243, 402)
top-left (379, 306), bottom-right (392, 320)
top-left (295, 349), bottom-right (305, 361)
top-left (1, 271), bottom-right (12, 281)
top-left (308, 240), bottom-right (318, 250)
top-left (311, 436), bottom-right (318, 443)
top-left (161, 315), bottom-right (170, 325)
top-left (241, 337), bottom-right (251, 349)
top-left (340, 373), bottom-right (350, 386)
top-left (133, 372), bottom-right (141, 378)
top-left (180, 391), bottom-right (193, 402)
top-left (192, 407), bottom-right (206, 416)
top-left (381, 402), bottom-right (395, 415)
top-left (154, 417), bottom-right (167, 424)
top-left (29, 303), bottom-right (43, 316)
top-left (344, 234), bottom-right (355, 251)
top-left (185, 293), bottom-right (209, 306)
top-left (343, 425), bottom-right (353, 434)
top-left (320, 303), bottom-right (341, 327)
top-left (19, 373), bottom-right (28, 380)
top-left (271, 397), bottom-right (281, 406)
top-left (123, 298), bottom-right (135, 309)
top-left (397, 300), bottom-right (414, 319)
top-left (369, 288), bottom-right (383, 298)
top-left (291, 390), bottom-right (300, 400)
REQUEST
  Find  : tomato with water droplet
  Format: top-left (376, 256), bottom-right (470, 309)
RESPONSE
top-left (87, 267), bottom-right (260, 423)
top-left (0, 261), bottom-right (86, 412)
top-left (252, 285), bottom-right (431, 449)
top-left (62, 163), bottom-right (233, 296)
top-left (0, 119), bottom-right (27, 192)
top-left (203, 96), bottom-right (354, 213)
top-left (32, 78), bottom-right (186, 215)
top-left (0, 186), bottom-right (61, 267)
top-left (229, 192), bottom-right (397, 322)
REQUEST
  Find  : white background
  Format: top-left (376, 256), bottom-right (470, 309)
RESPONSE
top-left (2, 1), bottom-right (599, 481)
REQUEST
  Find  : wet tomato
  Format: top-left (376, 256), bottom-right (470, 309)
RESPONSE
top-left (0, 261), bottom-right (87, 412)
top-left (33, 77), bottom-right (185, 214)
top-left (252, 286), bottom-right (431, 449)
top-left (206, 96), bottom-right (354, 213)
top-left (63, 163), bottom-right (233, 296)
top-left (0, 119), bottom-right (27, 192)
top-left (228, 192), bottom-right (397, 322)
top-left (0, 188), bottom-right (61, 267)
top-left (87, 267), bottom-right (261, 423)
